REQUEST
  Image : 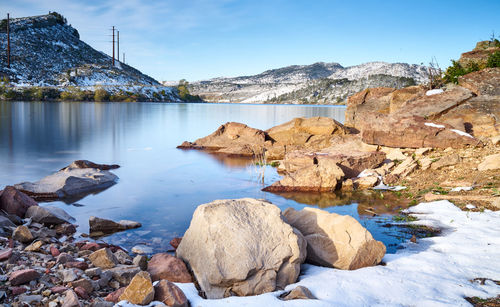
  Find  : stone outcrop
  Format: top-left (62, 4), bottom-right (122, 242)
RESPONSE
top-left (345, 87), bottom-right (395, 129)
top-left (177, 122), bottom-right (268, 156)
top-left (280, 286), bottom-right (316, 301)
top-left (283, 207), bottom-right (386, 270)
top-left (458, 68), bottom-right (500, 96)
top-left (389, 85), bottom-right (426, 113)
top-left (176, 198), bottom-right (306, 299)
top-left (0, 186), bottom-right (38, 218)
top-left (178, 117), bottom-right (351, 160)
top-left (14, 160), bottom-right (119, 201)
top-left (458, 41), bottom-right (500, 68)
top-left (362, 116), bottom-right (480, 148)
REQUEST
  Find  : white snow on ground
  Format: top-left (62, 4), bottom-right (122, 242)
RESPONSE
top-left (426, 89), bottom-right (444, 96)
top-left (120, 200), bottom-right (499, 307)
top-left (452, 129), bottom-right (474, 139)
top-left (425, 122), bottom-right (446, 129)
top-left (451, 186), bottom-right (474, 192)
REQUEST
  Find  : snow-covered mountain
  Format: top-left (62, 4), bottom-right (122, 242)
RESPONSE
top-left (0, 13), bottom-right (180, 102)
top-left (189, 61), bottom-right (430, 104)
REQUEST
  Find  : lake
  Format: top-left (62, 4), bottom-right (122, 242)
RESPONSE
top-left (0, 101), bottom-right (415, 254)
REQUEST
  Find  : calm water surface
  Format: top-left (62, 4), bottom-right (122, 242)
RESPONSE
top-left (0, 101), bottom-right (412, 253)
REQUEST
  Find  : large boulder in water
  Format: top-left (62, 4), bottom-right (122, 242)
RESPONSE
top-left (283, 207), bottom-right (386, 270)
top-left (13, 160), bottom-right (119, 201)
top-left (177, 122), bottom-right (268, 156)
top-left (0, 186), bottom-right (38, 218)
top-left (176, 198), bottom-right (306, 299)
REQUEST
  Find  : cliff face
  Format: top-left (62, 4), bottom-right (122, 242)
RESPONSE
top-left (0, 14), bottom-right (158, 87)
top-left (188, 62), bottom-right (431, 104)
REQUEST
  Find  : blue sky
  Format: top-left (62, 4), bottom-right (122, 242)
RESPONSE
top-left (1, 0), bottom-right (499, 81)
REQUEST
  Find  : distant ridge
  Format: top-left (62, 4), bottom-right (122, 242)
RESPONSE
top-left (188, 61), bottom-right (430, 104)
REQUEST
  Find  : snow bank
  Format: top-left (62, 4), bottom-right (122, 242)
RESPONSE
top-left (425, 122), bottom-right (446, 129)
top-left (426, 89), bottom-right (444, 96)
top-left (168, 200), bottom-right (500, 306)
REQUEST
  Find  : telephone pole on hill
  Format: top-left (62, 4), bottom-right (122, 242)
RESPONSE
top-left (112, 26), bottom-right (115, 66)
top-left (123, 53), bottom-right (125, 64)
top-left (7, 13), bottom-right (10, 68)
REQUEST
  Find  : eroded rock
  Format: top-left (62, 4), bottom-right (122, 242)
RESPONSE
top-left (147, 253), bottom-right (192, 283)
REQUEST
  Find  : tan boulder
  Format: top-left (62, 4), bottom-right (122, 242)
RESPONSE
top-left (458, 68), bottom-right (500, 96)
top-left (176, 198), bottom-right (306, 299)
top-left (283, 207), bottom-right (386, 270)
top-left (88, 248), bottom-right (118, 269)
top-left (13, 225), bottom-right (33, 243)
top-left (431, 154), bottom-right (461, 170)
top-left (280, 286), bottom-right (316, 300)
top-left (478, 154), bottom-right (500, 171)
top-left (266, 117), bottom-right (347, 145)
top-left (389, 157), bottom-right (418, 178)
top-left (263, 159), bottom-right (344, 192)
top-left (119, 271), bottom-right (154, 305)
top-left (354, 175), bottom-right (379, 189)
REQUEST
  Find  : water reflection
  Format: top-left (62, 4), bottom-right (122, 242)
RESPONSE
top-left (0, 101), bottom-right (419, 254)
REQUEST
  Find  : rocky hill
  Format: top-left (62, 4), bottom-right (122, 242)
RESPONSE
top-left (0, 13), bottom-right (180, 101)
top-left (189, 61), bottom-right (430, 104)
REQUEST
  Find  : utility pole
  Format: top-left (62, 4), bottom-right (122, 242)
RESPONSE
top-left (112, 26), bottom-right (115, 66)
top-left (117, 30), bottom-right (119, 62)
top-left (7, 13), bottom-right (10, 68)
top-left (123, 53), bottom-right (125, 64)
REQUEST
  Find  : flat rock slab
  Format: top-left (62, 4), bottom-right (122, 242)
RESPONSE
top-left (362, 116), bottom-right (481, 149)
top-left (14, 160), bottom-right (119, 201)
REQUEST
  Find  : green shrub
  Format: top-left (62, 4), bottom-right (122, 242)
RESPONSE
top-left (443, 60), bottom-right (475, 84)
top-left (94, 87), bottom-right (110, 102)
top-left (487, 51), bottom-right (500, 68)
top-left (60, 86), bottom-right (86, 101)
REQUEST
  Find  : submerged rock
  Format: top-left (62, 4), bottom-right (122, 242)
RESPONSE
top-left (89, 216), bottom-right (141, 236)
top-left (283, 207), bottom-right (386, 270)
top-left (176, 198), bottom-right (306, 299)
top-left (14, 160), bottom-right (119, 201)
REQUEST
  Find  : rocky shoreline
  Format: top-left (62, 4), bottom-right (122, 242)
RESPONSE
top-left (1, 42), bottom-right (499, 306)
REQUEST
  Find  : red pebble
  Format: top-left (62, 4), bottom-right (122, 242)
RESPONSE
top-left (0, 248), bottom-right (13, 261)
top-left (74, 286), bottom-right (89, 299)
top-left (65, 261), bottom-right (88, 270)
top-left (11, 286), bottom-right (27, 295)
top-left (51, 286), bottom-right (68, 294)
top-left (50, 246), bottom-right (60, 257)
